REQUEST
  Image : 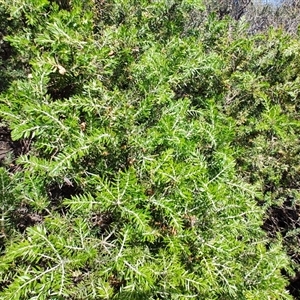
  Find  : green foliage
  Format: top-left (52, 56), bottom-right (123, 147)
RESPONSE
top-left (0, 0), bottom-right (299, 299)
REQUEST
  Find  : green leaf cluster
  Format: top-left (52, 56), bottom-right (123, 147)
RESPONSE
top-left (0, 0), bottom-right (299, 299)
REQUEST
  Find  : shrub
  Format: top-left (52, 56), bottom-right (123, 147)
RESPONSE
top-left (0, 1), bottom-right (296, 299)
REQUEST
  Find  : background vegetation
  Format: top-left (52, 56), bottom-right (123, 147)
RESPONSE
top-left (0, 0), bottom-right (300, 299)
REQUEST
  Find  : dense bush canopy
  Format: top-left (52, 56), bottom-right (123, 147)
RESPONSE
top-left (0, 0), bottom-right (300, 299)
